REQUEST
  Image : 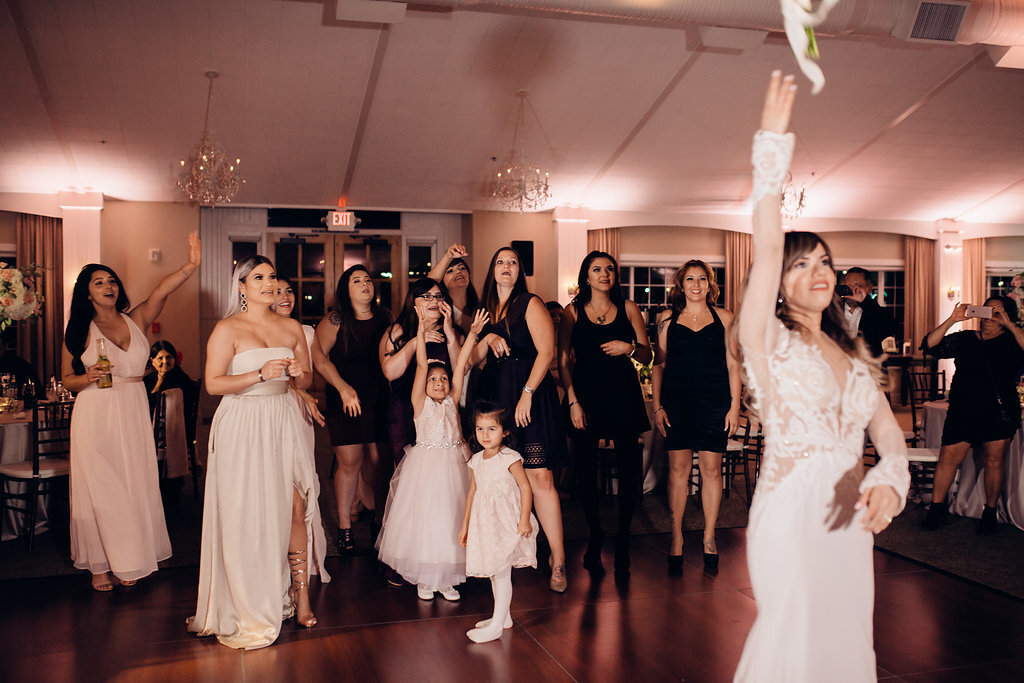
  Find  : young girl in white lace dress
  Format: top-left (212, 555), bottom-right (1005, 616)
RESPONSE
top-left (376, 306), bottom-right (487, 601)
top-left (459, 400), bottom-right (540, 644)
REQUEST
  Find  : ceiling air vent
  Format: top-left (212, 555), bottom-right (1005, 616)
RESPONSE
top-left (893, 0), bottom-right (970, 43)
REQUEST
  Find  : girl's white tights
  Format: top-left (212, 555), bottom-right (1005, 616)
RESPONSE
top-left (467, 566), bottom-right (513, 643)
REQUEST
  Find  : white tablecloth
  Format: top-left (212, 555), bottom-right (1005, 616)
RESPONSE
top-left (1, 421), bottom-right (50, 541)
top-left (922, 400), bottom-right (1024, 530)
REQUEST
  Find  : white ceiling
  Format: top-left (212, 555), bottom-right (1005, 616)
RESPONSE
top-left (2, 0), bottom-right (1023, 229)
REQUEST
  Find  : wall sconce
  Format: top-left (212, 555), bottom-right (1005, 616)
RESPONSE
top-left (947, 286), bottom-right (961, 300)
top-left (943, 243), bottom-right (962, 253)
top-left (567, 282), bottom-right (580, 297)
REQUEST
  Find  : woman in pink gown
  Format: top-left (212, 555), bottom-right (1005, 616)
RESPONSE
top-left (733, 73), bottom-right (909, 682)
top-left (62, 233), bottom-right (201, 592)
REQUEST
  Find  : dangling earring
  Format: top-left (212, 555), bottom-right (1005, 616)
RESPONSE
top-left (777, 296), bottom-right (784, 305)
top-left (240, 291), bottom-right (248, 313)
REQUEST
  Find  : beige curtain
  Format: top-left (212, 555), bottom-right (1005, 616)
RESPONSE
top-left (587, 228), bottom-right (620, 261)
top-left (724, 230), bottom-right (753, 313)
top-left (961, 237), bottom-right (987, 331)
top-left (16, 214), bottom-right (64, 383)
top-left (904, 235), bottom-right (936, 350)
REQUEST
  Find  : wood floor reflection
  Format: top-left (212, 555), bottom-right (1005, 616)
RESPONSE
top-left (3, 528), bottom-right (1023, 682)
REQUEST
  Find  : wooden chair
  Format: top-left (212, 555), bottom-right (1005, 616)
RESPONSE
top-left (0, 401), bottom-right (72, 550)
top-left (188, 377), bottom-right (202, 498)
top-left (905, 447), bottom-right (940, 503)
top-left (906, 369), bottom-right (946, 446)
top-left (687, 414), bottom-right (760, 508)
top-left (740, 415), bottom-right (764, 507)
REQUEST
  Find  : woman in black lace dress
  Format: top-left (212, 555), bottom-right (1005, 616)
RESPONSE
top-left (474, 246), bottom-right (569, 592)
top-left (558, 251), bottom-right (651, 575)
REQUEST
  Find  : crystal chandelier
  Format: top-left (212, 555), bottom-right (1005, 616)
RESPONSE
top-left (780, 173), bottom-right (806, 221)
top-left (491, 90), bottom-right (551, 213)
top-left (178, 71), bottom-right (243, 206)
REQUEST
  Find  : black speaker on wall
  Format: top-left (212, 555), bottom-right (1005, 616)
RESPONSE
top-left (510, 240), bottom-right (534, 277)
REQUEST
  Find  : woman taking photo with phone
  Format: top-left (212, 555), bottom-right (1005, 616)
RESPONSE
top-left (920, 296), bottom-right (1024, 534)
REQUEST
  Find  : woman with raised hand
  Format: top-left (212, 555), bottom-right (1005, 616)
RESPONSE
top-left (189, 256), bottom-right (320, 649)
top-left (558, 250), bottom-right (651, 576)
top-left (314, 265), bottom-right (392, 553)
top-left (651, 260), bottom-right (741, 573)
top-left (474, 246), bottom-right (569, 593)
top-left (733, 73), bottom-right (909, 681)
top-left (428, 243), bottom-right (480, 333)
top-left (62, 232), bottom-right (200, 593)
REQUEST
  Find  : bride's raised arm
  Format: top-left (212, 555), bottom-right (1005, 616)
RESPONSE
top-left (737, 72), bottom-right (797, 356)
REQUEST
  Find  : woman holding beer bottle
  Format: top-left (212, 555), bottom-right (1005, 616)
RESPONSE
top-left (62, 233), bottom-right (201, 592)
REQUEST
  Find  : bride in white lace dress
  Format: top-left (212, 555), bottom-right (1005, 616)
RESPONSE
top-left (734, 73), bottom-right (910, 682)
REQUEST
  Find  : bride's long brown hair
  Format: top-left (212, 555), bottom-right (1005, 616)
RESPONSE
top-left (734, 231), bottom-right (883, 392)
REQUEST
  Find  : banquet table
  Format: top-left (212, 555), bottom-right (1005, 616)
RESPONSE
top-left (0, 409), bottom-right (49, 541)
top-left (922, 400), bottom-right (1024, 530)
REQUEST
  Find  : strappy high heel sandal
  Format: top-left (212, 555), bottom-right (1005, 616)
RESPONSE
top-left (337, 527), bottom-right (355, 555)
top-left (288, 549), bottom-right (317, 628)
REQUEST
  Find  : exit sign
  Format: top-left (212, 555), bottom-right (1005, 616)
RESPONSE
top-left (327, 210), bottom-right (357, 231)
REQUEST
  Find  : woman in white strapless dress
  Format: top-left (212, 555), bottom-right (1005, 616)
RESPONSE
top-left (188, 256), bottom-right (320, 650)
top-left (61, 233), bottom-right (201, 592)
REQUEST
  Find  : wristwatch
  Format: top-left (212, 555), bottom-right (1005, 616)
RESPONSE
top-left (523, 385), bottom-right (534, 395)
top-left (257, 370), bottom-right (265, 383)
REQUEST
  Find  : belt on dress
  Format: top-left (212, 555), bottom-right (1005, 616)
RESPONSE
top-left (415, 439), bottom-right (465, 449)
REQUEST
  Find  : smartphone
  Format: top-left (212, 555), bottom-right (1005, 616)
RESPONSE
top-left (835, 285), bottom-right (853, 296)
top-left (965, 305), bottom-right (993, 319)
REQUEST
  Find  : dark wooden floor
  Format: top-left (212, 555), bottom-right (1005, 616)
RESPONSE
top-left (3, 529), bottom-right (1024, 682)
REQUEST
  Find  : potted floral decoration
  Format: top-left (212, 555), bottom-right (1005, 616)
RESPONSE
top-left (1008, 273), bottom-right (1024, 331)
top-left (0, 263), bottom-right (44, 332)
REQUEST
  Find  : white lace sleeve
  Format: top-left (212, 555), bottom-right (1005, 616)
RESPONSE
top-left (862, 395), bottom-right (911, 513)
top-left (750, 130), bottom-right (795, 205)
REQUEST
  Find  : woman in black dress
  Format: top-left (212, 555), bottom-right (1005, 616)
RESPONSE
top-left (651, 259), bottom-right (741, 572)
top-left (921, 295), bottom-right (1024, 534)
top-left (558, 251), bottom-right (651, 575)
top-left (473, 246), bottom-right (569, 592)
top-left (144, 340), bottom-right (197, 435)
top-left (314, 265), bottom-right (392, 553)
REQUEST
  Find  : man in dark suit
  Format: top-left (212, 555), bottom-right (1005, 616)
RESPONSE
top-left (841, 268), bottom-right (901, 358)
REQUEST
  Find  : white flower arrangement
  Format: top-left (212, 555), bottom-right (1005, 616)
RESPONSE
top-left (1008, 272), bottom-right (1024, 330)
top-left (0, 263), bottom-right (44, 332)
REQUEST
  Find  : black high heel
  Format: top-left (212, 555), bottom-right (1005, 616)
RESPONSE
top-left (667, 555), bottom-right (683, 575)
top-left (703, 552), bottom-right (719, 570)
top-left (614, 536), bottom-right (630, 576)
top-left (583, 534), bottom-right (604, 572)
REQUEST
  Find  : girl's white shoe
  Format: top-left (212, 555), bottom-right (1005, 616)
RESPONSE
top-left (416, 584), bottom-right (435, 600)
top-left (439, 586), bottom-right (461, 601)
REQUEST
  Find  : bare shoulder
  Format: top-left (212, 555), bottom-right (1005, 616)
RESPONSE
top-left (525, 295), bottom-right (547, 315)
top-left (326, 310), bottom-right (341, 326)
top-left (624, 299), bottom-right (643, 319)
top-left (715, 307), bottom-right (735, 325)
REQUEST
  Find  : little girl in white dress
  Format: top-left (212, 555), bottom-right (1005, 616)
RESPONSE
top-left (459, 400), bottom-right (540, 644)
top-left (376, 307), bottom-right (487, 601)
